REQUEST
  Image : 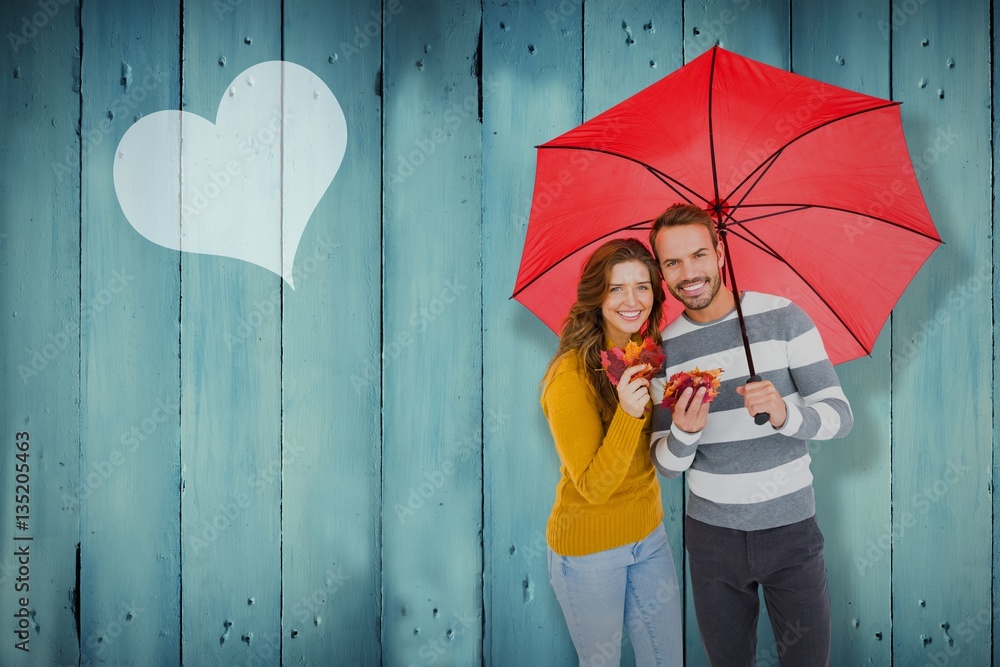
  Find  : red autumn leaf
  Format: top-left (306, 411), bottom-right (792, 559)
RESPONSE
top-left (600, 337), bottom-right (665, 386)
top-left (661, 367), bottom-right (724, 411)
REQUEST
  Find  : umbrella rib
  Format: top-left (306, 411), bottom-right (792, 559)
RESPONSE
top-left (722, 225), bottom-right (783, 260)
top-left (707, 46), bottom-right (723, 208)
top-left (728, 202), bottom-right (943, 243)
top-left (727, 225), bottom-right (873, 356)
top-left (723, 101), bottom-right (901, 205)
top-left (509, 219), bottom-right (655, 298)
top-left (727, 204), bottom-right (812, 225)
top-left (536, 144), bottom-right (709, 205)
top-left (717, 149), bottom-right (785, 230)
top-left (645, 166), bottom-right (708, 205)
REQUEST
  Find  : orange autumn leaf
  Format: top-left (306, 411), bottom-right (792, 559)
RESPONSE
top-left (661, 367), bottom-right (724, 411)
top-left (600, 337), bottom-right (665, 386)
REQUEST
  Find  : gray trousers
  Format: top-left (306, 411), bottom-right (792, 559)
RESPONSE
top-left (685, 515), bottom-right (831, 667)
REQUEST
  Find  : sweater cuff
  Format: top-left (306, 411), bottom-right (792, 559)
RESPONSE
top-left (777, 400), bottom-right (803, 436)
top-left (670, 422), bottom-right (702, 447)
top-left (607, 405), bottom-right (648, 445)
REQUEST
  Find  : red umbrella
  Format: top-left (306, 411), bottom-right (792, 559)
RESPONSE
top-left (513, 45), bottom-right (942, 369)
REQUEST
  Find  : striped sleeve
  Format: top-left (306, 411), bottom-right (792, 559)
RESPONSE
top-left (777, 305), bottom-right (854, 440)
top-left (650, 387), bottom-right (702, 478)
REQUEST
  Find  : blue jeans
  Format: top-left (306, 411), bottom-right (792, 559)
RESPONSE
top-left (548, 524), bottom-right (683, 667)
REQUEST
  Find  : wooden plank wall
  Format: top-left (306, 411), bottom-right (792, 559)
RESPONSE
top-left (0, 0), bottom-right (995, 665)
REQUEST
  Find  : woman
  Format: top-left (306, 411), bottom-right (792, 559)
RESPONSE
top-left (541, 238), bottom-right (682, 666)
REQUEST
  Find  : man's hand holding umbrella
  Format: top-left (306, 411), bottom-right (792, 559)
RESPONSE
top-left (736, 380), bottom-right (787, 429)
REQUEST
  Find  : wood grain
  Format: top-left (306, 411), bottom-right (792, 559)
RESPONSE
top-left (381, 0), bottom-right (484, 664)
top-left (279, 0), bottom-right (383, 664)
top-left (0, 0), bottom-right (83, 664)
top-left (77, 0), bottom-right (182, 664)
top-left (179, 0), bottom-right (282, 663)
top-left (482, 1), bottom-right (582, 663)
top-left (890, 1), bottom-right (992, 664)
top-left (793, 1), bottom-right (893, 664)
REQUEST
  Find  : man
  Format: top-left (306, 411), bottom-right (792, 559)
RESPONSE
top-left (648, 203), bottom-right (853, 666)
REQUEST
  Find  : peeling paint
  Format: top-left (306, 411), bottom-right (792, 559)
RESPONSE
top-left (622, 20), bottom-right (634, 46)
top-left (120, 62), bottom-right (132, 90)
top-left (940, 622), bottom-right (953, 647)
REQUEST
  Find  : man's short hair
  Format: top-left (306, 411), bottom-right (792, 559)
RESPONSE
top-left (649, 203), bottom-right (718, 261)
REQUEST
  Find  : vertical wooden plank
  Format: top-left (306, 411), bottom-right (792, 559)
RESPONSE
top-left (583, 3), bottom-right (684, 663)
top-left (792, 2), bottom-right (893, 665)
top-left (0, 1), bottom-right (81, 663)
top-left (280, 0), bottom-right (382, 663)
top-left (891, 1), bottom-right (992, 664)
top-left (994, 0), bottom-right (1000, 660)
top-left (80, 1), bottom-right (183, 663)
top-left (482, 2), bottom-right (581, 664)
top-left (681, 2), bottom-right (790, 664)
top-left (382, 0), bottom-right (483, 664)
top-left (78, 0), bottom-right (181, 663)
top-left (179, 1), bottom-right (282, 663)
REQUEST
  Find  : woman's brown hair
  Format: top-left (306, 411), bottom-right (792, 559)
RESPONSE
top-left (542, 238), bottom-right (665, 420)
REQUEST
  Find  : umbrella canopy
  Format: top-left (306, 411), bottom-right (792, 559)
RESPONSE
top-left (513, 45), bottom-right (942, 366)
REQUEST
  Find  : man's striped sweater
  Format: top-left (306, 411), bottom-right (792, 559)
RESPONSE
top-left (650, 292), bottom-right (854, 531)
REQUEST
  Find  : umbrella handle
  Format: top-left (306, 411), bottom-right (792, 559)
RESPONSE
top-left (748, 375), bottom-right (771, 426)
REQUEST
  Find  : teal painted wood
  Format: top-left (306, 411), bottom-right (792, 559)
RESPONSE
top-left (280, 0), bottom-right (383, 663)
top-left (683, 0), bottom-right (789, 67)
top-left (890, 1), bottom-right (993, 664)
top-left (994, 1), bottom-right (1000, 662)
top-left (78, 0), bottom-right (182, 663)
top-left (583, 3), bottom-right (685, 663)
top-left (381, 1), bottom-right (484, 664)
top-left (179, 1), bottom-right (283, 663)
top-left (0, 1), bottom-right (82, 664)
top-left (680, 2), bottom-right (790, 664)
top-left (792, 2), bottom-right (893, 664)
top-left (481, 2), bottom-right (582, 664)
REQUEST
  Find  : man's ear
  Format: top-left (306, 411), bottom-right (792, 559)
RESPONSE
top-left (716, 241), bottom-right (725, 270)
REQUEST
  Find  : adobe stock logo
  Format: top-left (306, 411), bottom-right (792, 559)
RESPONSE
top-left (113, 61), bottom-right (347, 286)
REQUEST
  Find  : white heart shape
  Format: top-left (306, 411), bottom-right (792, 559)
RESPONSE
top-left (113, 61), bottom-right (347, 287)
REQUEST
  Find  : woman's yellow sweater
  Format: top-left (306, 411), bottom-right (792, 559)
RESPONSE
top-left (541, 348), bottom-right (663, 557)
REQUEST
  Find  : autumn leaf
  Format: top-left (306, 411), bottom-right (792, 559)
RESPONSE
top-left (661, 367), bottom-right (724, 411)
top-left (600, 337), bottom-right (665, 386)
